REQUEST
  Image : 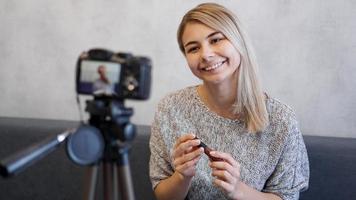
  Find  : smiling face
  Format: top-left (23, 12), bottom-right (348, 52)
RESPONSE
top-left (181, 22), bottom-right (241, 85)
top-left (98, 65), bottom-right (106, 76)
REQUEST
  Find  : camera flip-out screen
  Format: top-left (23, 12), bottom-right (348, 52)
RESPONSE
top-left (78, 60), bottom-right (120, 95)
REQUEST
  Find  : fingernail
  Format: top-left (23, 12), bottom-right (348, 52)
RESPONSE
top-left (210, 151), bottom-right (215, 155)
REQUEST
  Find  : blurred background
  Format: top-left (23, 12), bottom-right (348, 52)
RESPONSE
top-left (0, 0), bottom-right (355, 138)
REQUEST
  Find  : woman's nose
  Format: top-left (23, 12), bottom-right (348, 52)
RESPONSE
top-left (200, 45), bottom-right (215, 61)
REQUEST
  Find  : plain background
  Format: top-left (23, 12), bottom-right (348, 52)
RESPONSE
top-left (0, 0), bottom-right (355, 138)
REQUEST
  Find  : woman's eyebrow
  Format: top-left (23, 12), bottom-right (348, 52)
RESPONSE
top-left (207, 31), bottom-right (221, 38)
top-left (184, 31), bottom-right (221, 48)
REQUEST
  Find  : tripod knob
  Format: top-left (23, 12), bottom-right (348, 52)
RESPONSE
top-left (66, 125), bottom-right (105, 166)
top-left (117, 123), bottom-right (136, 143)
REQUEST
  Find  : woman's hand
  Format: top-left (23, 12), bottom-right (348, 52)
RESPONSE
top-left (172, 134), bottom-right (204, 179)
top-left (209, 151), bottom-right (242, 200)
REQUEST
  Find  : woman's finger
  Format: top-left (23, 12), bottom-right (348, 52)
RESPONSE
top-left (174, 133), bottom-right (196, 148)
top-left (212, 169), bottom-right (236, 183)
top-left (174, 147), bottom-right (204, 167)
top-left (175, 155), bottom-right (202, 177)
top-left (209, 151), bottom-right (239, 167)
top-left (213, 178), bottom-right (236, 195)
top-left (209, 152), bottom-right (241, 180)
top-left (174, 138), bottom-right (200, 157)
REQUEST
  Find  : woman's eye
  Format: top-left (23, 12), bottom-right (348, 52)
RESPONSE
top-left (187, 47), bottom-right (199, 53)
top-left (211, 38), bottom-right (223, 44)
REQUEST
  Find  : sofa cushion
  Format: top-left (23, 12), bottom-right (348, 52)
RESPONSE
top-left (300, 135), bottom-right (356, 200)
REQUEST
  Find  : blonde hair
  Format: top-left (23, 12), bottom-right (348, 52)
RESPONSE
top-left (177, 3), bottom-right (268, 133)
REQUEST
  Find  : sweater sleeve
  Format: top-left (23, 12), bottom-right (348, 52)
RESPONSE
top-left (262, 115), bottom-right (310, 200)
top-left (149, 101), bottom-right (174, 189)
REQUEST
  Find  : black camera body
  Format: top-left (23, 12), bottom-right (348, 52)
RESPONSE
top-left (76, 48), bottom-right (151, 100)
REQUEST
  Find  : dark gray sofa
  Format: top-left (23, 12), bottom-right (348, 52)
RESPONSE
top-left (0, 117), bottom-right (355, 200)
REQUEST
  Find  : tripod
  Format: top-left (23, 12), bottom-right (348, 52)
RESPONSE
top-left (67, 97), bottom-right (136, 200)
top-left (0, 97), bottom-right (136, 200)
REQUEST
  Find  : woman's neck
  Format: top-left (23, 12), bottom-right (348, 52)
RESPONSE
top-left (198, 79), bottom-right (238, 119)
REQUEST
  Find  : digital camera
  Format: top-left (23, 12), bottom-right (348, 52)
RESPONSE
top-left (76, 48), bottom-right (151, 100)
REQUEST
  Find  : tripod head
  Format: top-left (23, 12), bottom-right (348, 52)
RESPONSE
top-left (67, 96), bottom-right (136, 166)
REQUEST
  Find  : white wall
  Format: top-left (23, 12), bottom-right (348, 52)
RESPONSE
top-left (0, 0), bottom-right (355, 138)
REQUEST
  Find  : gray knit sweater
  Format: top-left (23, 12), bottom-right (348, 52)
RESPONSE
top-left (149, 86), bottom-right (309, 200)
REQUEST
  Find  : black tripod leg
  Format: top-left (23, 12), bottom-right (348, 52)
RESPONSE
top-left (83, 165), bottom-right (99, 200)
top-left (112, 164), bottom-right (119, 200)
top-left (117, 162), bottom-right (135, 200)
top-left (103, 162), bottom-right (119, 200)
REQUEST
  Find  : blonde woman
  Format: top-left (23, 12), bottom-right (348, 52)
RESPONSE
top-left (149, 3), bottom-right (309, 200)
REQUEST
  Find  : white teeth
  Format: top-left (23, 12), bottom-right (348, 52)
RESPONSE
top-left (203, 61), bottom-right (224, 71)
